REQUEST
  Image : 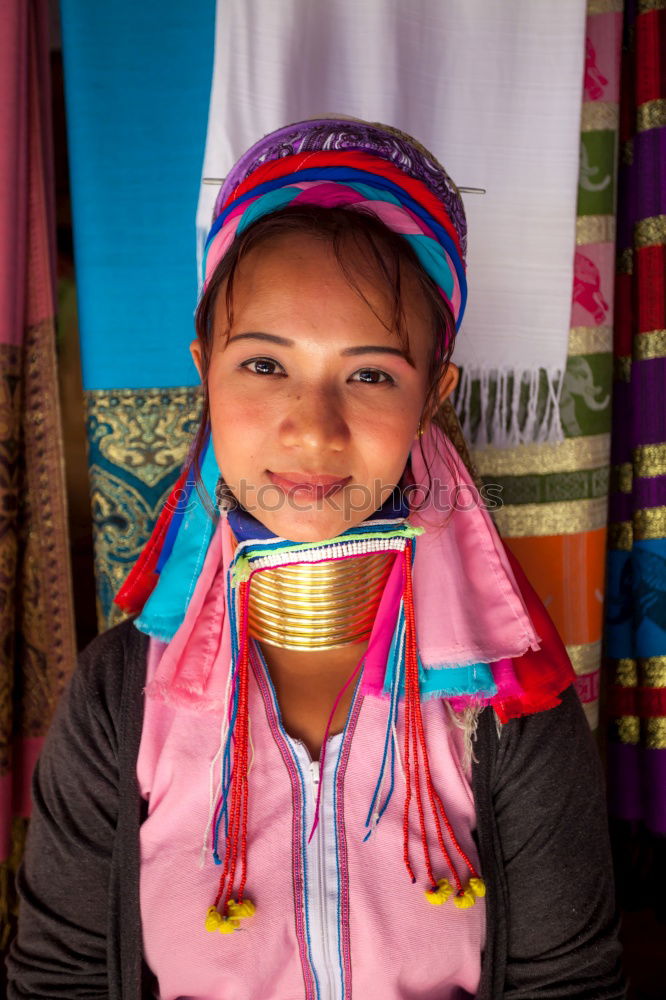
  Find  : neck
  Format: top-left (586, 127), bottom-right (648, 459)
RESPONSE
top-left (258, 641), bottom-right (367, 760)
top-left (259, 640), bottom-right (367, 684)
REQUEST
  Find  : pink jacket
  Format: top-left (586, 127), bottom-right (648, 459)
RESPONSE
top-left (138, 637), bottom-right (485, 1000)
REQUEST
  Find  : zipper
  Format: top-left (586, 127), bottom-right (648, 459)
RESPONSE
top-left (309, 758), bottom-right (338, 1000)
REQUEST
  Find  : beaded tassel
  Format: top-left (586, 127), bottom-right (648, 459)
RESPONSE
top-left (401, 542), bottom-right (486, 908)
top-left (205, 580), bottom-right (256, 934)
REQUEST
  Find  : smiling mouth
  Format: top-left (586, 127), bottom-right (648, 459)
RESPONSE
top-left (267, 471), bottom-right (352, 498)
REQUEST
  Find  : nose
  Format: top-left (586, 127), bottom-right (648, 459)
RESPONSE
top-left (278, 383), bottom-right (350, 454)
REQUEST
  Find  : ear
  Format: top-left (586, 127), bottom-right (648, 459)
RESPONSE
top-left (437, 362), bottom-right (459, 404)
top-left (189, 337), bottom-right (203, 381)
top-left (422, 362), bottom-right (459, 427)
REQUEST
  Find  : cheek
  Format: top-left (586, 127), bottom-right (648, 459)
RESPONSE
top-left (207, 385), bottom-right (268, 479)
top-left (355, 404), bottom-right (418, 475)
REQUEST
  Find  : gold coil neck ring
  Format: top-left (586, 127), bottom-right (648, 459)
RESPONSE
top-left (247, 551), bottom-right (395, 651)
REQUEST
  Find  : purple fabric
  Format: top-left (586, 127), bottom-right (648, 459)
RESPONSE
top-left (609, 361), bottom-right (666, 515)
top-left (606, 0), bottom-right (666, 840)
top-left (608, 745), bottom-right (666, 831)
top-left (615, 163), bottom-right (635, 252)
top-left (633, 359), bottom-right (666, 447)
top-left (607, 743), bottom-right (642, 821)
top-left (644, 748), bottom-right (666, 831)
top-left (614, 126), bottom-right (666, 250)
top-left (213, 117), bottom-right (468, 259)
top-left (610, 379), bottom-right (632, 465)
top-left (609, 480), bottom-right (666, 522)
top-left (632, 474), bottom-right (666, 510)
top-left (633, 127), bottom-right (666, 221)
top-left (609, 492), bottom-right (632, 524)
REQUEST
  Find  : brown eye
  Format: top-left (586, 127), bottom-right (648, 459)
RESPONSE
top-left (350, 368), bottom-right (395, 385)
top-left (241, 357), bottom-right (286, 377)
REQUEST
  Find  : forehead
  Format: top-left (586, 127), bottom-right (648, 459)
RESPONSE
top-left (217, 229), bottom-right (433, 343)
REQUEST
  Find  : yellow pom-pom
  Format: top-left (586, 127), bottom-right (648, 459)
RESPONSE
top-left (425, 887), bottom-right (445, 905)
top-left (205, 907), bottom-right (223, 932)
top-left (435, 878), bottom-right (452, 901)
top-left (424, 877), bottom-right (452, 905)
top-left (469, 877), bottom-right (486, 898)
top-left (205, 905), bottom-right (244, 934)
top-left (228, 898), bottom-right (256, 919)
top-left (452, 888), bottom-right (476, 909)
top-left (218, 917), bottom-right (240, 934)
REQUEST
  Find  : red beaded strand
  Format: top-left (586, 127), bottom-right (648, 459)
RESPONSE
top-left (405, 610), bottom-right (438, 889)
top-left (401, 542), bottom-right (480, 896)
top-left (401, 652), bottom-right (416, 882)
top-left (213, 580), bottom-right (252, 915)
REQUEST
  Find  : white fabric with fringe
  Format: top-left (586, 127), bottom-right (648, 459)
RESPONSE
top-left (196, 0), bottom-right (586, 447)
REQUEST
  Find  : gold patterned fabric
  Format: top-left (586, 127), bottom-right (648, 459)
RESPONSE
top-left (636, 98), bottom-right (666, 132)
top-left (568, 326), bottom-right (613, 354)
top-left (473, 434), bottom-right (611, 477)
top-left (634, 213), bottom-right (666, 247)
top-left (576, 215), bottom-right (616, 245)
top-left (492, 497), bottom-right (608, 537)
top-left (581, 101), bottom-right (620, 131)
top-left (637, 0), bottom-right (666, 12)
top-left (588, 0), bottom-right (623, 13)
top-left (85, 387), bottom-right (202, 629)
top-left (608, 520), bottom-right (633, 550)
top-left (634, 328), bottom-right (666, 360)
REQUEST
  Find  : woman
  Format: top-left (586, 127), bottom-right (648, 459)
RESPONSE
top-left (7, 118), bottom-right (625, 999)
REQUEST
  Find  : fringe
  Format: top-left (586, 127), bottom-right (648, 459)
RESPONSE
top-left (454, 366), bottom-right (564, 448)
top-left (444, 701), bottom-right (482, 773)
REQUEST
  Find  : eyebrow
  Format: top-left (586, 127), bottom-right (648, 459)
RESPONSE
top-left (228, 331), bottom-right (413, 365)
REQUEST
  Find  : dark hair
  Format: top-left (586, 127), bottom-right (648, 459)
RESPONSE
top-left (188, 204), bottom-right (456, 515)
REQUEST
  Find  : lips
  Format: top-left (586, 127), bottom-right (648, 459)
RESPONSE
top-left (267, 470), bottom-right (351, 497)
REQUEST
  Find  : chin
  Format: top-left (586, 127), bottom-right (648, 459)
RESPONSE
top-left (259, 508), bottom-right (370, 544)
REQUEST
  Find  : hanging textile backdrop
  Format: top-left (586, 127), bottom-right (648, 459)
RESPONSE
top-left (606, 0), bottom-right (666, 835)
top-left (59, 0), bottom-right (215, 629)
top-left (197, 0), bottom-right (587, 447)
top-left (0, 0), bottom-right (76, 949)
top-left (472, 0), bottom-right (622, 731)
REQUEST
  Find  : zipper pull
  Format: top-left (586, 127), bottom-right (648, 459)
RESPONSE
top-left (310, 760), bottom-right (320, 787)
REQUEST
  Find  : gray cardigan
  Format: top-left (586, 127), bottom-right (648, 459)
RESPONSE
top-left (6, 618), bottom-right (625, 999)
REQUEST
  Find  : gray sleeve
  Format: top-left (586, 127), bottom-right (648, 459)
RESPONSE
top-left (495, 685), bottom-right (625, 999)
top-left (5, 628), bottom-right (125, 999)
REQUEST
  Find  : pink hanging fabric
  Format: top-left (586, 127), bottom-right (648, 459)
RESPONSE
top-left (0, 0), bottom-right (76, 926)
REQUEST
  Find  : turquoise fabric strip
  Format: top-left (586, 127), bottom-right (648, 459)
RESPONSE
top-left (382, 639), bottom-right (497, 700)
top-left (136, 436), bottom-right (221, 640)
top-left (343, 181), bottom-right (455, 298)
top-left (418, 662), bottom-right (497, 701)
top-left (211, 182), bottom-right (456, 302)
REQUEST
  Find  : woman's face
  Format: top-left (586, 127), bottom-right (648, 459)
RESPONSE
top-left (191, 231), bottom-right (457, 542)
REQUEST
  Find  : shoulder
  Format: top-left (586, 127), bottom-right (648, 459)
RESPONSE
top-left (77, 616), bottom-right (149, 689)
top-left (472, 683), bottom-right (606, 848)
top-left (498, 683), bottom-right (596, 769)
top-left (55, 616), bottom-right (149, 744)
top-left (475, 683), bottom-right (600, 792)
top-left (79, 614), bottom-right (149, 667)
